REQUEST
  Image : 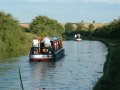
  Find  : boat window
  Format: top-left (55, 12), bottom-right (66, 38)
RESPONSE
top-left (51, 41), bottom-right (55, 50)
top-left (40, 47), bottom-right (50, 54)
top-left (54, 42), bottom-right (57, 50)
top-left (58, 41), bottom-right (61, 49)
top-left (60, 40), bottom-right (63, 48)
top-left (56, 42), bottom-right (59, 50)
top-left (40, 42), bottom-right (44, 47)
top-left (30, 47), bottom-right (39, 54)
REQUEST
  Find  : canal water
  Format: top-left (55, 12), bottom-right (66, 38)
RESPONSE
top-left (0, 40), bottom-right (108, 90)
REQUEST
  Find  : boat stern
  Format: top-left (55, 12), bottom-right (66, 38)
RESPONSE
top-left (29, 54), bottom-right (53, 62)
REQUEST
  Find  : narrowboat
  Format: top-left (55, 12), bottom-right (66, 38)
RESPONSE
top-left (29, 37), bottom-right (65, 62)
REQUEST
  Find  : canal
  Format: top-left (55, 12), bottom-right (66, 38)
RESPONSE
top-left (0, 40), bottom-right (108, 90)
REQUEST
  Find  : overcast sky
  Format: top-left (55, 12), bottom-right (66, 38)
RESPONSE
top-left (0, 0), bottom-right (120, 23)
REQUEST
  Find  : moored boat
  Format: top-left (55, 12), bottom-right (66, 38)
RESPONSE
top-left (74, 38), bottom-right (82, 41)
top-left (29, 37), bottom-right (65, 62)
top-left (74, 34), bottom-right (82, 41)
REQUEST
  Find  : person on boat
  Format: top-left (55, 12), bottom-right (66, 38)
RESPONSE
top-left (32, 37), bottom-right (39, 47)
top-left (76, 35), bottom-right (79, 39)
top-left (74, 34), bottom-right (77, 39)
top-left (42, 35), bottom-right (51, 47)
top-left (32, 37), bottom-right (39, 54)
top-left (78, 34), bottom-right (81, 38)
top-left (41, 35), bottom-right (51, 54)
top-left (76, 34), bottom-right (81, 39)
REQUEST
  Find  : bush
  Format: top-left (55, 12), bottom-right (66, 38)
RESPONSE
top-left (0, 11), bottom-right (33, 58)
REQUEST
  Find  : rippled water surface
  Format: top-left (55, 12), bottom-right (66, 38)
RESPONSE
top-left (0, 40), bottom-right (108, 90)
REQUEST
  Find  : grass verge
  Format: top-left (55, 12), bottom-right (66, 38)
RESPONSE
top-left (0, 33), bottom-right (34, 59)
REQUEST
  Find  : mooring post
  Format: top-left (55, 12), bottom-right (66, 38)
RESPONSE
top-left (18, 67), bottom-right (24, 90)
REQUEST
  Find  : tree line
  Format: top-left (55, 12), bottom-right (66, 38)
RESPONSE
top-left (25, 16), bottom-right (95, 39)
top-left (0, 11), bottom-right (65, 57)
top-left (64, 18), bottom-right (120, 40)
top-left (63, 21), bottom-right (95, 39)
top-left (93, 18), bottom-right (120, 39)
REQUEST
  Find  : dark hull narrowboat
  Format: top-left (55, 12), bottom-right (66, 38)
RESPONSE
top-left (29, 37), bottom-right (65, 62)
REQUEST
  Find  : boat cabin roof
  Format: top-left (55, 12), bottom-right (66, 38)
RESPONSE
top-left (37, 36), bottom-right (61, 42)
top-left (50, 36), bottom-right (61, 41)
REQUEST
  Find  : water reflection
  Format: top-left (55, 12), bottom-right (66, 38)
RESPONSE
top-left (32, 62), bottom-right (56, 82)
top-left (28, 61), bottom-right (64, 90)
top-left (0, 40), bottom-right (108, 90)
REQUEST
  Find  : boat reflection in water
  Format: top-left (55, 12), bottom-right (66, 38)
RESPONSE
top-left (31, 62), bottom-right (58, 90)
top-left (29, 37), bottom-right (65, 62)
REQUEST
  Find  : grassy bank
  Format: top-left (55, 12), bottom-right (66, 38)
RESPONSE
top-left (0, 33), bottom-right (34, 59)
top-left (92, 38), bottom-right (120, 90)
top-left (0, 11), bottom-right (35, 59)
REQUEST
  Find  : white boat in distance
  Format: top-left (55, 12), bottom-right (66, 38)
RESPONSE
top-left (74, 34), bottom-right (82, 41)
top-left (74, 38), bottom-right (82, 41)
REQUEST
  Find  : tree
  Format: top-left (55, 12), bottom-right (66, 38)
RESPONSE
top-left (92, 20), bottom-right (95, 24)
top-left (108, 18), bottom-right (120, 39)
top-left (65, 23), bottom-right (74, 34)
top-left (93, 17), bottom-right (120, 39)
top-left (0, 11), bottom-right (21, 50)
top-left (0, 11), bottom-right (31, 54)
top-left (88, 23), bottom-right (95, 37)
top-left (88, 23), bottom-right (94, 31)
top-left (29, 16), bottom-right (64, 37)
top-left (76, 22), bottom-right (84, 31)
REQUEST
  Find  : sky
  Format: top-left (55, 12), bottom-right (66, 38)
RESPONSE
top-left (0, 0), bottom-right (120, 23)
